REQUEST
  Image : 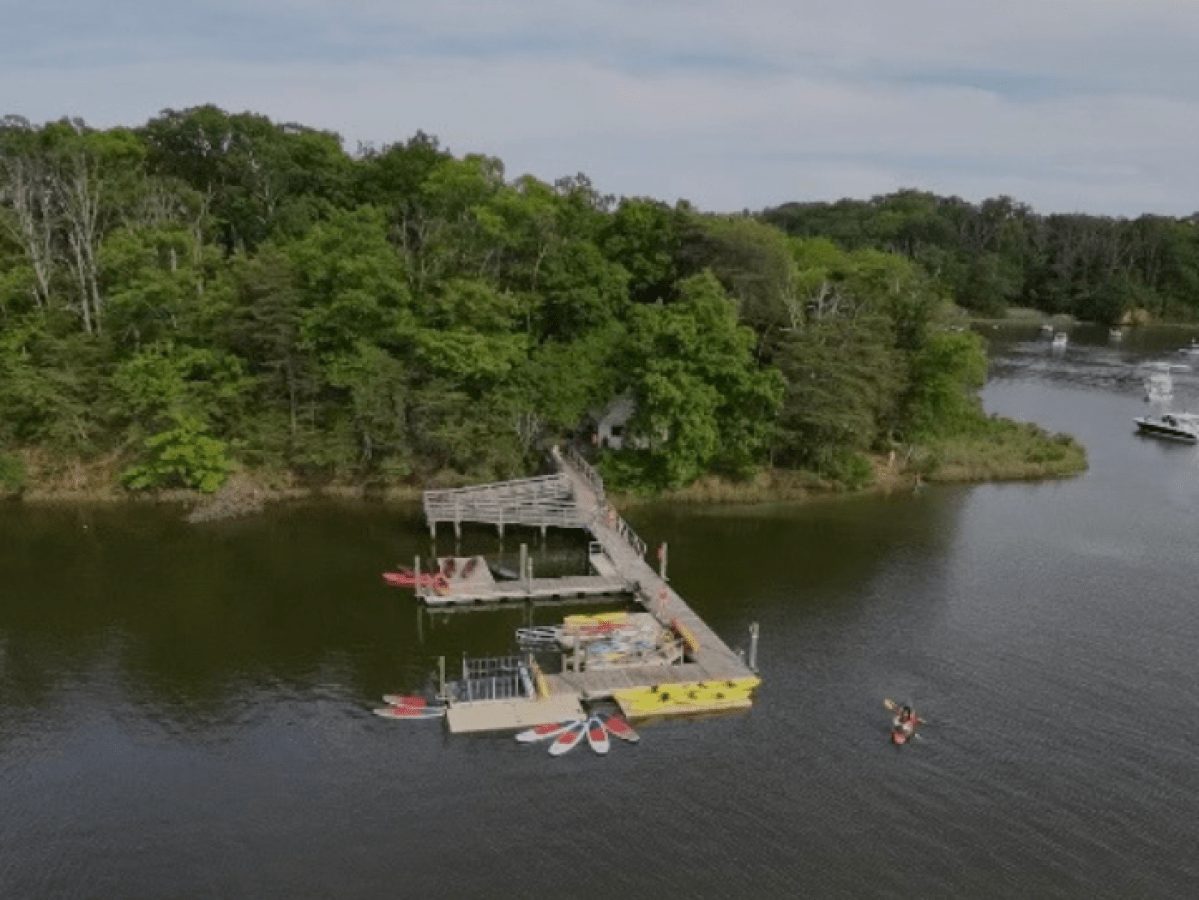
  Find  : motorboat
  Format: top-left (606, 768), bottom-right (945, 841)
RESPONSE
top-left (1134, 413), bottom-right (1199, 443)
top-left (1051, 332), bottom-right (1069, 349)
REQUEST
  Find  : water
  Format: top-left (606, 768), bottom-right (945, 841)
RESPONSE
top-left (3, 328), bottom-right (1199, 898)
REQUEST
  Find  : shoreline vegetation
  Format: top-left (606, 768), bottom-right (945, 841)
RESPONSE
top-left (3, 413), bottom-right (1086, 516)
top-left (2, 109), bottom-right (1124, 519)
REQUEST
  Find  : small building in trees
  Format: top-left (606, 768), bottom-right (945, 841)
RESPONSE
top-left (594, 394), bottom-right (635, 450)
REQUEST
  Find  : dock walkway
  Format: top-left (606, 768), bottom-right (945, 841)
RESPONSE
top-left (548, 446), bottom-right (752, 689)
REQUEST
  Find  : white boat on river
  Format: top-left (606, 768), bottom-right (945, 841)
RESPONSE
top-left (1133, 412), bottom-right (1199, 443)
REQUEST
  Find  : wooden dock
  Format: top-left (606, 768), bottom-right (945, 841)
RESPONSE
top-left (415, 544), bottom-right (634, 607)
top-left (420, 444), bottom-right (759, 729)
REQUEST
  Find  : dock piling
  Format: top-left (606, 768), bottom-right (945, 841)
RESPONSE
top-left (748, 622), bottom-right (760, 671)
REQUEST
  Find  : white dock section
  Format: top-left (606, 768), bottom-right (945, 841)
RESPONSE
top-left (446, 694), bottom-right (584, 734)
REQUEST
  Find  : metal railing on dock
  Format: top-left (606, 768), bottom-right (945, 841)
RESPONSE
top-left (455, 655), bottom-right (534, 704)
top-left (561, 443), bottom-right (605, 501)
top-left (595, 503), bottom-right (647, 559)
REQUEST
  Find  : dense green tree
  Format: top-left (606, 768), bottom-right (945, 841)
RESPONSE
top-left (608, 272), bottom-right (783, 490)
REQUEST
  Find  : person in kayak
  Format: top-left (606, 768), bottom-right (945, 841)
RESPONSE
top-left (893, 705), bottom-right (918, 735)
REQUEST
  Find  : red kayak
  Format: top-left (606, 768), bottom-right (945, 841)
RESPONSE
top-left (381, 694), bottom-right (440, 709)
top-left (891, 723), bottom-right (916, 744)
top-left (382, 570), bottom-right (449, 593)
top-left (885, 699), bottom-right (922, 745)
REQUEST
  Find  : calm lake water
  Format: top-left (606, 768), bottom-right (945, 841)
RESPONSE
top-left (3, 325), bottom-right (1199, 899)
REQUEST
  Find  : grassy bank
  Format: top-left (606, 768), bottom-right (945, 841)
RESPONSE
top-left (913, 417), bottom-right (1087, 483)
top-left (634, 416), bottom-right (1087, 505)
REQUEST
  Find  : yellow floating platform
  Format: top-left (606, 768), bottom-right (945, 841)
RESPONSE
top-left (613, 677), bottom-right (761, 718)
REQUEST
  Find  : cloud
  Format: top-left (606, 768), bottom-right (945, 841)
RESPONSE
top-left (5, 0), bottom-right (1199, 216)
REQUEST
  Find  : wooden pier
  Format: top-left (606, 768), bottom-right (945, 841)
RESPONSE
top-left (419, 444), bottom-right (759, 730)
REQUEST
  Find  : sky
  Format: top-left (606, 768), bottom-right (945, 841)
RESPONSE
top-left (5, 0), bottom-right (1199, 218)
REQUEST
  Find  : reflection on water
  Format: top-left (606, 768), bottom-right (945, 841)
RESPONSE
top-left (4, 335), bottom-right (1199, 898)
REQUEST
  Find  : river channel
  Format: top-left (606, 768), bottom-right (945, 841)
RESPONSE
top-left (2, 325), bottom-right (1198, 898)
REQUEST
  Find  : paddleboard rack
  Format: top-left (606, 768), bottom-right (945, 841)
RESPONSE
top-left (451, 655), bottom-right (535, 704)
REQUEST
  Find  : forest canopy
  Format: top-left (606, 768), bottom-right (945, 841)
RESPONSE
top-left (0, 108), bottom-right (1092, 496)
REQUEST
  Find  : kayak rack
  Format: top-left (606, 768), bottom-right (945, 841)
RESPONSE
top-left (453, 655), bottom-right (535, 703)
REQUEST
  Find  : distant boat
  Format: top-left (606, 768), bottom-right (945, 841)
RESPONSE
top-left (1134, 413), bottom-right (1199, 444)
top-left (1051, 332), bottom-right (1069, 349)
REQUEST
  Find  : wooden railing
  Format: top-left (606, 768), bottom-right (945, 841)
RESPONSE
top-left (423, 473), bottom-right (586, 530)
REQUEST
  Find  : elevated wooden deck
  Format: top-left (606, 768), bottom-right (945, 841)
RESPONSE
top-left (424, 473), bottom-right (586, 537)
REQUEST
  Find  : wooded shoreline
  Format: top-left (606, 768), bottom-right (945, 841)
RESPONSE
top-left (2, 108), bottom-right (1101, 505)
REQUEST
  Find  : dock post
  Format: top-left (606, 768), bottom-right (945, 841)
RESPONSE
top-left (438, 655), bottom-right (446, 702)
top-left (497, 509), bottom-right (504, 539)
top-left (748, 622), bottom-right (760, 671)
top-left (414, 556), bottom-right (421, 601)
top-left (658, 542), bottom-right (668, 581)
top-left (519, 544), bottom-right (528, 592)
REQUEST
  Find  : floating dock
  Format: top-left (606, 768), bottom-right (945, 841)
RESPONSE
top-left (413, 444), bottom-right (759, 731)
top-left (415, 545), bottom-right (633, 607)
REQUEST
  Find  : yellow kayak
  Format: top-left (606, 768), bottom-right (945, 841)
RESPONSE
top-left (564, 611), bottom-right (628, 627)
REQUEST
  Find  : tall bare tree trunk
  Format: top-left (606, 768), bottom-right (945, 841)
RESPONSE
top-left (0, 155), bottom-right (56, 310)
top-left (55, 153), bottom-right (104, 334)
